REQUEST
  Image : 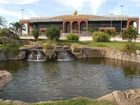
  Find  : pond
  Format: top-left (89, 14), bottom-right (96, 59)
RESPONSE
top-left (0, 58), bottom-right (140, 102)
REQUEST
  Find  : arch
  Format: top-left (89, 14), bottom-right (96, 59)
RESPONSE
top-left (72, 21), bottom-right (78, 33)
top-left (80, 21), bottom-right (86, 32)
top-left (129, 21), bottom-right (137, 28)
top-left (64, 21), bottom-right (70, 33)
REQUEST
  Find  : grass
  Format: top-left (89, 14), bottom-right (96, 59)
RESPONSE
top-left (45, 40), bottom-right (140, 50)
top-left (32, 97), bottom-right (115, 105)
top-left (0, 98), bottom-right (115, 105)
top-left (0, 44), bottom-right (21, 53)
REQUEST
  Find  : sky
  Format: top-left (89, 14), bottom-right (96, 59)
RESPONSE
top-left (0, 0), bottom-right (140, 26)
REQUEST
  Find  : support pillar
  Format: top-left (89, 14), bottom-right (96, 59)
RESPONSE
top-left (70, 21), bottom-right (73, 33)
top-left (86, 21), bottom-right (88, 32)
top-left (63, 22), bottom-right (65, 33)
top-left (78, 21), bottom-right (80, 33)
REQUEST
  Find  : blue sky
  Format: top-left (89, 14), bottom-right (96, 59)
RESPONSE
top-left (0, 0), bottom-right (140, 25)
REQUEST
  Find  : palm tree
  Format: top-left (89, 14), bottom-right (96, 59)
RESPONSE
top-left (9, 22), bottom-right (25, 35)
top-left (122, 26), bottom-right (138, 42)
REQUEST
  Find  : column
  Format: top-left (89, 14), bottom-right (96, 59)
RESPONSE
top-left (70, 21), bottom-right (73, 33)
top-left (78, 21), bottom-right (80, 33)
top-left (86, 20), bottom-right (88, 32)
top-left (63, 21), bottom-right (65, 33)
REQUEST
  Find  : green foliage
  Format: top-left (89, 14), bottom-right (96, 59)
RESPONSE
top-left (43, 41), bottom-right (56, 50)
top-left (32, 97), bottom-right (115, 105)
top-left (0, 28), bottom-right (9, 37)
top-left (121, 42), bottom-right (139, 53)
top-left (46, 27), bottom-right (60, 41)
top-left (0, 16), bottom-right (6, 27)
top-left (71, 43), bottom-right (80, 52)
top-left (32, 28), bottom-right (39, 40)
top-left (122, 26), bottom-right (138, 42)
top-left (9, 22), bottom-right (26, 35)
top-left (106, 30), bottom-right (116, 38)
top-left (66, 33), bottom-right (79, 41)
top-left (92, 31), bottom-right (110, 42)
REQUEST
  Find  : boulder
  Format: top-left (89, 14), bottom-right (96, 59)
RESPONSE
top-left (98, 89), bottom-right (140, 105)
top-left (0, 71), bottom-right (12, 90)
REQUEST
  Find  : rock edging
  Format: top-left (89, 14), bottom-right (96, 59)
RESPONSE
top-left (73, 47), bottom-right (140, 63)
top-left (0, 70), bottom-right (12, 90)
top-left (98, 89), bottom-right (140, 105)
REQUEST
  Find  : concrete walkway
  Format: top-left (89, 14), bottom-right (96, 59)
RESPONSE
top-left (19, 35), bottom-right (140, 42)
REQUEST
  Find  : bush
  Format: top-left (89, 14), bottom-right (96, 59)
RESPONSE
top-left (92, 32), bottom-right (110, 42)
top-left (122, 42), bottom-right (139, 53)
top-left (71, 43), bottom-right (79, 52)
top-left (46, 27), bottom-right (60, 41)
top-left (32, 28), bottom-right (39, 40)
top-left (43, 41), bottom-right (56, 50)
top-left (0, 28), bottom-right (14, 37)
top-left (122, 26), bottom-right (138, 42)
top-left (66, 33), bottom-right (79, 41)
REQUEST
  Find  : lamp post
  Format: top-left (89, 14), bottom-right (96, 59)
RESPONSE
top-left (110, 13), bottom-right (113, 27)
top-left (120, 5), bottom-right (124, 34)
top-left (21, 9), bottom-right (24, 19)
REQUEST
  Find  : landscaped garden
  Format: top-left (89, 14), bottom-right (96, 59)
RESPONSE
top-left (0, 19), bottom-right (140, 105)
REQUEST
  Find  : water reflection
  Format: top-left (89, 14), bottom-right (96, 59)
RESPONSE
top-left (0, 58), bottom-right (139, 102)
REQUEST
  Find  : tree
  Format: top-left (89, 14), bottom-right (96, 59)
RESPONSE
top-left (9, 22), bottom-right (25, 35)
top-left (32, 28), bottom-right (39, 40)
top-left (122, 26), bottom-right (138, 42)
top-left (0, 16), bottom-right (7, 28)
top-left (45, 27), bottom-right (60, 41)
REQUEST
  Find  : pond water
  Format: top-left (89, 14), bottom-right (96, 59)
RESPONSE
top-left (0, 58), bottom-right (140, 102)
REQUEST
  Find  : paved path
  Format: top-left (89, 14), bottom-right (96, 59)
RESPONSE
top-left (19, 35), bottom-right (140, 42)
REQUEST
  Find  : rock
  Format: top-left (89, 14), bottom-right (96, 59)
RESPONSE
top-left (0, 36), bottom-right (21, 45)
top-left (12, 100), bottom-right (28, 105)
top-left (4, 100), bottom-right (13, 104)
top-left (98, 89), bottom-right (140, 105)
top-left (0, 71), bottom-right (12, 90)
top-left (136, 50), bottom-right (140, 55)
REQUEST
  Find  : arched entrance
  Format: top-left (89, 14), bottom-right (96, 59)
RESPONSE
top-left (80, 21), bottom-right (86, 32)
top-left (129, 21), bottom-right (137, 28)
top-left (72, 21), bottom-right (78, 33)
top-left (65, 22), bottom-right (70, 33)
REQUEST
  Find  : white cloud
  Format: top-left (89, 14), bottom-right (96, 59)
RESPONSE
top-left (55, 0), bottom-right (107, 14)
top-left (56, 0), bottom-right (85, 9)
top-left (90, 0), bottom-right (106, 14)
top-left (0, 7), bottom-right (38, 20)
top-left (0, 0), bottom-right (39, 4)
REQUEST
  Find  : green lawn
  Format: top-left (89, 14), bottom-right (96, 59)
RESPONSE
top-left (54, 40), bottom-right (140, 50)
top-left (0, 98), bottom-right (115, 105)
top-left (32, 97), bottom-right (115, 105)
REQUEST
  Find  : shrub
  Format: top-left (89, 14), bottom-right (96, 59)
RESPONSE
top-left (66, 33), bottom-right (79, 41)
top-left (46, 27), bottom-right (60, 41)
top-left (71, 43), bottom-right (79, 52)
top-left (122, 42), bottom-right (139, 53)
top-left (0, 28), bottom-right (11, 37)
top-left (32, 28), bottom-right (39, 40)
top-left (92, 32), bottom-right (110, 42)
top-left (43, 42), bottom-right (56, 50)
top-left (122, 26), bottom-right (138, 42)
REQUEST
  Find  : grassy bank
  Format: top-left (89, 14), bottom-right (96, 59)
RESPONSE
top-left (32, 97), bottom-right (115, 105)
top-left (0, 98), bottom-right (115, 105)
top-left (45, 40), bottom-right (140, 50)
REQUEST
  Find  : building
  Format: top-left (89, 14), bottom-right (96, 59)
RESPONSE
top-left (19, 11), bottom-right (139, 35)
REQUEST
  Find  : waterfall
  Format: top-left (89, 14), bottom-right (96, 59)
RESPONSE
top-left (27, 48), bottom-right (46, 62)
top-left (56, 47), bottom-right (75, 61)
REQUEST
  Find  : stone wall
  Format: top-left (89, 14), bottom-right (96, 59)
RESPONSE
top-left (73, 47), bottom-right (140, 63)
top-left (0, 49), bottom-right (26, 61)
